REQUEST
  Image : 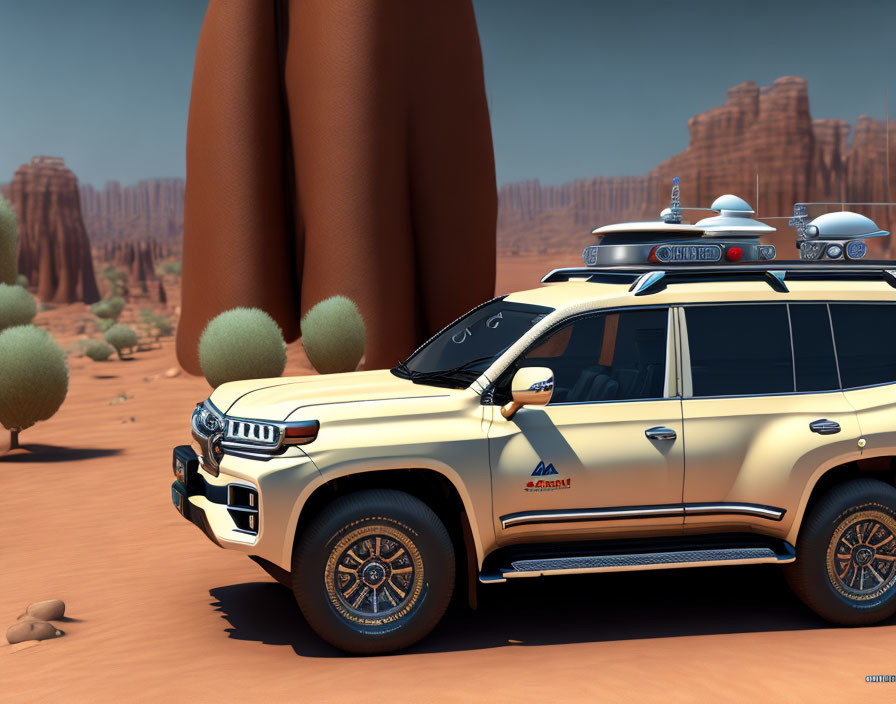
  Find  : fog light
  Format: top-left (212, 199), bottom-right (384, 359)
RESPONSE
top-left (726, 246), bottom-right (743, 262)
top-left (826, 244), bottom-right (843, 259)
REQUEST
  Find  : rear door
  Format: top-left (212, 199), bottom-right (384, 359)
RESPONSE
top-left (680, 303), bottom-right (861, 534)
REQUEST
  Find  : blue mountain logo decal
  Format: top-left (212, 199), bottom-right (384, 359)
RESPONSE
top-left (531, 461), bottom-right (558, 476)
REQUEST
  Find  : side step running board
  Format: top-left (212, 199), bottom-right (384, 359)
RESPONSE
top-left (479, 543), bottom-right (795, 584)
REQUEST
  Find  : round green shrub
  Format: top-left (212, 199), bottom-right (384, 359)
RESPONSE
top-left (84, 340), bottom-right (114, 362)
top-left (0, 283), bottom-right (37, 331)
top-left (15, 274), bottom-right (28, 288)
top-left (0, 194), bottom-right (16, 286)
top-left (0, 325), bottom-right (68, 448)
top-left (199, 307), bottom-right (286, 388)
top-left (92, 296), bottom-right (126, 321)
top-left (104, 324), bottom-right (138, 359)
top-left (301, 296), bottom-right (366, 374)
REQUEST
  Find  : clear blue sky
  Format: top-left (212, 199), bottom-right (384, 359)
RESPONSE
top-left (1, 0), bottom-right (894, 188)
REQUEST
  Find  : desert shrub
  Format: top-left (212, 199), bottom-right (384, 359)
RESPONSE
top-left (301, 296), bottom-right (366, 374)
top-left (0, 283), bottom-right (37, 331)
top-left (157, 259), bottom-right (181, 276)
top-left (199, 307), bottom-right (286, 388)
top-left (15, 274), bottom-right (28, 288)
top-left (0, 194), bottom-right (16, 285)
top-left (0, 325), bottom-right (68, 449)
top-left (95, 318), bottom-right (115, 333)
top-left (84, 340), bottom-right (114, 361)
top-left (102, 265), bottom-right (127, 296)
top-left (104, 324), bottom-right (138, 359)
top-left (92, 296), bottom-right (126, 321)
top-left (139, 309), bottom-right (173, 338)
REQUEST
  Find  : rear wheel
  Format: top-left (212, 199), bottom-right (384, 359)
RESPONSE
top-left (785, 479), bottom-right (896, 625)
top-left (293, 489), bottom-right (455, 654)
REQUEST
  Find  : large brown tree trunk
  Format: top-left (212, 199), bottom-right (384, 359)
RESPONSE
top-left (177, 0), bottom-right (496, 374)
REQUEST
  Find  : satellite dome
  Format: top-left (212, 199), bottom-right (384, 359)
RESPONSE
top-left (709, 194), bottom-right (755, 215)
top-left (805, 211), bottom-right (889, 240)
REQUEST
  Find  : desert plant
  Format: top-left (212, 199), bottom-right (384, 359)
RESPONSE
top-left (91, 296), bottom-right (126, 321)
top-left (104, 324), bottom-right (138, 359)
top-left (95, 318), bottom-right (115, 333)
top-left (84, 340), bottom-right (114, 361)
top-left (198, 307), bottom-right (286, 388)
top-left (0, 283), bottom-right (37, 331)
top-left (301, 296), bottom-right (366, 374)
top-left (0, 325), bottom-right (68, 450)
top-left (15, 274), bottom-right (28, 288)
top-left (157, 259), bottom-right (181, 276)
top-left (0, 194), bottom-right (16, 286)
top-left (102, 265), bottom-right (127, 296)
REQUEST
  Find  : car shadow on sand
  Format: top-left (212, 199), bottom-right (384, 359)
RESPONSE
top-left (0, 444), bottom-right (123, 463)
top-left (210, 564), bottom-right (890, 658)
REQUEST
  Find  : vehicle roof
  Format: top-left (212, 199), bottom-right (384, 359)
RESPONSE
top-left (504, 276), bottom-right (896, 313)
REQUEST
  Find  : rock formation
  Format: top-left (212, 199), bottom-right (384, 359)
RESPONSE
top-left (80, 179), bottom-right (184, 243)
top-left (498, 77), bottom-right (896, 259)
top-left (2, 157), bottom-right (100, 304)
top-left (97, 238), bottom-right (168, 303)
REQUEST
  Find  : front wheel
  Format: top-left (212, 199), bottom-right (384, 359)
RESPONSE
top-left (785, 478), bottom-right (896, 625)
top-left (293, 489), bottom-right (455, 654)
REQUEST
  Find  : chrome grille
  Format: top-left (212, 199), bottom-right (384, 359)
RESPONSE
top-left (225, 419), bottom-right (279, 446)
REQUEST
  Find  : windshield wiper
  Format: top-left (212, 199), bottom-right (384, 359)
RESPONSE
top-left (392, 356), bottom-right (496, 387)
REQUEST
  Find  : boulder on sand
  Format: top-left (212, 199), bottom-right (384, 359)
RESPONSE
top-left (6, 620), bottom-right (62, 644)
top-left (20, 599), bottom-right (65, 621)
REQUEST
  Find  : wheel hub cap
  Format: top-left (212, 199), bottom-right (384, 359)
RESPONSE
top-left (827, 510), bottom-right (896, 601)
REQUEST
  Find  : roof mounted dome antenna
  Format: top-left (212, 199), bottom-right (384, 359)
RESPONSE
top-left (662, 177), bottom-right (682, 224)
top-left (789, 202), bottom-right (894, 261)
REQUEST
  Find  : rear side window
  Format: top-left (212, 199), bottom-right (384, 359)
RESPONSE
top-left (685, 304), bottom-right (793, 396)
top-left (790, 304), bottom-right (839, 392)
top-left (830, 304), bottom-right (896, 388)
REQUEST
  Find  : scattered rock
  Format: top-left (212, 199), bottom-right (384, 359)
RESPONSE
top-left (20, 599), bottom-right (65, 621)
top-left (165, 367), bottom-right (181, 378)
top-left (6, 620), bottom-right (62, 644)
top-left (109, 393), bottom-right (129, 405)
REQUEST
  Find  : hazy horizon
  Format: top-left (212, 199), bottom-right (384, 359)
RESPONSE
top-left (1, 0), bottom-right (894, 189)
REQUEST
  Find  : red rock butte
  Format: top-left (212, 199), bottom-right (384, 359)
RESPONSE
top-left (498, 76), bottom-right (896, 258)
top-left (4, 156), bottom-right (101, 303)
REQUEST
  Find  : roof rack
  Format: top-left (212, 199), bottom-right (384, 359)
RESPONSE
top-left (541, 263), bottom-right (896, 295)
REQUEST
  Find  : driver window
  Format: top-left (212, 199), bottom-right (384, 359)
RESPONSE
top-left (517, 308), bottom-right (669, 403)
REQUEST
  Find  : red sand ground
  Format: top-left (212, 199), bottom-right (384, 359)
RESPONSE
top-left (2, 256), bottom-right (894, 702)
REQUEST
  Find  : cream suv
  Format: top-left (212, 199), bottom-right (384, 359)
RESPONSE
top-left (171, 261), bottom-right (896, 653)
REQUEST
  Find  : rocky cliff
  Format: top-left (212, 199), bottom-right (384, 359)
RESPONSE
top-left (498, 77), bottom-right (896, 258)
top-left (80, 179), bottom-right (184, 243)
top-left (2, 157), bottom-right (100, 303)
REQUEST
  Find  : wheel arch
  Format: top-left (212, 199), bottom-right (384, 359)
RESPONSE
top-left (786, 453), bottom-right (896, 546)
top-left (282, 463), bottom-right (486, 608)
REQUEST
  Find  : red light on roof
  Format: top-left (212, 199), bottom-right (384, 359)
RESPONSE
top-left (726, 246), bottom-right (743, 262)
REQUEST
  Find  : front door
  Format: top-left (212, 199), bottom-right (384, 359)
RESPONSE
top-left (488, 307), bottom-right (685, 541)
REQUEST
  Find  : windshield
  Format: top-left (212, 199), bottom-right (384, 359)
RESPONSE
top-left (392, 298), bottom-right (553, 388)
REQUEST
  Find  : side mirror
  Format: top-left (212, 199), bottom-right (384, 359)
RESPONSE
top-left (501, 367), bottom-right (554, 419)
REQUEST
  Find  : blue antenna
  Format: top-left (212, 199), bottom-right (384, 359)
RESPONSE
top-left (664, 177), bottom-right (682, 223)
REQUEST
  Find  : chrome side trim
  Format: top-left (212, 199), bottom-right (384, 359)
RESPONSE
top-left (501, 505), bottom-right (684, 529)
top-left (684, 502), bottom-right (786, 521)
top-left (500, 501), bottom-right (786, 529)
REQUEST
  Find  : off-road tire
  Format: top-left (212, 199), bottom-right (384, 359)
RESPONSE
top-left (785, 478), bottom-right (896, 625)
top-left (293, 489), bottom-right (455, 654)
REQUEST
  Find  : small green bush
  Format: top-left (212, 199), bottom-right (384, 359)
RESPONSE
top-left (199, 307), bottom-right (286, 388)
top-left (0, 325), bottom-right (68, 449)
top-left (92, 296), bottom-right (126, 321)
top-left (0, 283), bottom-right (37, 331)
top-left (301, 296), bottom-right (366, 374)
top-left (15, 274), bottom-right (28, 288)
top-left (157, 260), bottom-right (181, 276)
top-left (103, 266), bottom-right (128, 297)
top-left (139, 309), bottom-right (172, 337)
top-left (0, 195), bottom-right (16, 286)
top-left (84, 340), bottom-right (114, 361)
top-left (96, 318), bottom-right (115, 333)
top-left (104, 324), bottom-right (138, 359)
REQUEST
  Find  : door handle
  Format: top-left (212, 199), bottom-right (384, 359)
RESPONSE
top-left (645, 426), bottom-right (677, 441)
top-left (809, 419), bottom-right (841, 435)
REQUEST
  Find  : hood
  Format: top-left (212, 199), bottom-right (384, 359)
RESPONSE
top-left (209, 369), bottom-right (453, 421)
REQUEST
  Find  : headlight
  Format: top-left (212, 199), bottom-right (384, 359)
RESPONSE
top-left (192, 401), bottom-right (224, 437)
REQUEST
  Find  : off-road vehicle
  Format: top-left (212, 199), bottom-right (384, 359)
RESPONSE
top-left (172, 189), bottom-right (896, 653)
